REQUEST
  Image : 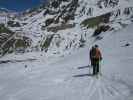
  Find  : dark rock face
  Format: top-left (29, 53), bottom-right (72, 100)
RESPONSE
top-left (0, 24), bottom-right (14, 45)
top-left (81, 13), bottom-right (111, 28)
top-left (124, 7), bottom-right (133, 15)
top-left (45, 18), bottom-right (55, 26)
top-left (7, 21), bottom-right (21, 27)
top-left (43, 0), bottom-right (79, 26)
top-left (41, 34), bottom-right (54, 52)
top-left (47, 23), bottom-right (75, 32)
top-left (125, 43), bottom-right (130, 47)
top-left (112, 7), bottom-right (133, 18)
top-left (121, 43), bottom-right (131, 47)
top-left (0, 24), bottom-right (31, 56)
top-left (93, 25), bottom-right (110, 36)
top-left (51, 0), bottom-right (60, 8)
top-left (97, 0), bottom-right (119, 8)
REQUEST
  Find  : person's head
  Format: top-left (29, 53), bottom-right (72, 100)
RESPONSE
top-left (94, 44), bottom-right (99, 48)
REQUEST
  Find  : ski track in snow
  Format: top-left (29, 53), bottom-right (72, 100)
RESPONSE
top-left (0, 58), bottom-right (133, 100)
top-left (86, 75), bottom-right (132, 100)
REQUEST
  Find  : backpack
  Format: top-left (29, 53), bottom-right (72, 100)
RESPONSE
top-left (90, 47), bottom-right (96, 58)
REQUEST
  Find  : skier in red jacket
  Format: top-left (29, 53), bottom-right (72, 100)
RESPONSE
top-left (90, 45), bottom-right (102, 75)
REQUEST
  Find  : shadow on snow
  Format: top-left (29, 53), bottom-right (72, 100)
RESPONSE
top-left (73, 74), bottom-right (93, 78)
top-left (77, 65), bottom-right (91, 69)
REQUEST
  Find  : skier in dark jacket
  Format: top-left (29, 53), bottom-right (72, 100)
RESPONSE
top-left (90, 45), bottom-right (102, 75)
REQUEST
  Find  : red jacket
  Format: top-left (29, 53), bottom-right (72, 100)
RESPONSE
top-left (95, 48), bottom-right (102, 60)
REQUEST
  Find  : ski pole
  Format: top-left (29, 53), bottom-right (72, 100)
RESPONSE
top-left (99, 60), bottom-right (102, 75)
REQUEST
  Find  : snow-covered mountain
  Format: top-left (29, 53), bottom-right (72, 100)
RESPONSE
top-left (0, 0), bottom-right (133, 57)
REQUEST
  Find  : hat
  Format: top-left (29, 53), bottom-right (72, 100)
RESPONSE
top-left (94, 44), bottom-right (99, 48)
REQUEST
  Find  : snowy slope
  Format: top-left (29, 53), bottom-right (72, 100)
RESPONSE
top-left (0, 23), bottom-right (133, 100)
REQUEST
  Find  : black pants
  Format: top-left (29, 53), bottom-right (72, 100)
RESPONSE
top-left (91, 59), bottom-right (100, 75)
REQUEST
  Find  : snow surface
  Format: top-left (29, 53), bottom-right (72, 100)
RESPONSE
top-left (0, 23), bottom-right (133, 100)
